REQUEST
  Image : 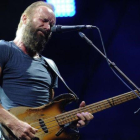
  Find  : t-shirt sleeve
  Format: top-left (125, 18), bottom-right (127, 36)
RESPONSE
top-left (0, 40), bottom-right (10, 69)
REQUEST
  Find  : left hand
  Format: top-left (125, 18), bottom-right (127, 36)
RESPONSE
top-left (76, 101), bottom-right (94, 128)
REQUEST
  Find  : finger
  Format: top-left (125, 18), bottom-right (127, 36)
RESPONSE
top-left (26, 131), bottom-right (36, 139)
top-left (77, 123), bottom-right (81, 127)
top-left (27, 127), bottom-right (38, 139)
top-left (77, 113), bottom-right (85, 121)
top-left (89, 113), bottom-right (94, 120)
top-left (19, 134), bottom-right (30, 140)
top-left (24, 135), bottom-right (31, 140)
top-left (30, 127), bottom-right (38, 134)
top-left (82, 112), bottom-right (94, 121)
top-left (79, 101), bottom-right (86, 107)
top-left (77, 120), bottom-right (85, 126)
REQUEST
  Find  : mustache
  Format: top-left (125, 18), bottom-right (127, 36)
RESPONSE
top-left (36, 28), bottom-right (51, 38)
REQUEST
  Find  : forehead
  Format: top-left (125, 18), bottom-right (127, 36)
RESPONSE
top-left (33, 6), bottom-right (56, 23)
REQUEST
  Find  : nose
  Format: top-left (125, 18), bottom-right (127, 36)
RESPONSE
top-left (44, 22), bottom-right (51, 31)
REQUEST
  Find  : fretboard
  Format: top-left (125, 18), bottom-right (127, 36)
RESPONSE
top-left (56, 90), bottom-right (138, 125)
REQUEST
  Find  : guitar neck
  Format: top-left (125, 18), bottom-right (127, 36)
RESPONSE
top-left (56, 90), bottom-right (138, 125)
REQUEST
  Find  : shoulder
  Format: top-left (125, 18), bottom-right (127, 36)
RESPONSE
top-left (0, 40), bottom-right (12, 53)
top-left (0, 40), bottom-right (12, 50)
top-left (0, 40), bottom-right (13, 67)
top-left (0, 40), bottom-right (10, 46)
top-left (0, 40), bottom-right (21, 55)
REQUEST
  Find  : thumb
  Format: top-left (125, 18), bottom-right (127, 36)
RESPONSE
top-left (79, 101), bottom-right (86, 107)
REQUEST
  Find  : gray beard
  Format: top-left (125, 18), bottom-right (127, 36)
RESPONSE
top-left (22, 22), bottom-right (51, 56)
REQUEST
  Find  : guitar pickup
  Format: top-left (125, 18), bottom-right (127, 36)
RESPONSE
top-left (39, 119), bottom-right (48, 133)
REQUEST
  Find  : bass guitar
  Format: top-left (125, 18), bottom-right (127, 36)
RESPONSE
top-left (1, 90), bottom-right (139, 140)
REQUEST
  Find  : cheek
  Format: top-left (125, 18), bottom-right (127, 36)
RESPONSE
top-left (32, 18), bottom-right (43, 27)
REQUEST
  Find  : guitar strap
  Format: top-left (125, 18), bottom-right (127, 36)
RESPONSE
top-left (43, 56), bottom-right (79, 101)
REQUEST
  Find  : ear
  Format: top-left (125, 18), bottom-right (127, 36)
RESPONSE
top-left (22, 14), bottom-right (28, 25)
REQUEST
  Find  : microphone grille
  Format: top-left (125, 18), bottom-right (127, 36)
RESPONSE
top-left (51, 25), bottom-right (62, 32)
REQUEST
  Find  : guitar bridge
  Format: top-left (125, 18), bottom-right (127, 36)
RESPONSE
top-left (39, 119), bottom-right (48, 133)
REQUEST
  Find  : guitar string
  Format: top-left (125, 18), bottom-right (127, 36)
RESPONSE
top-left (34, 125), bottom-right (59, 136)
top-left (31, 91), bottom-right (135, 128)
top-left (30, 116), bottom-right (56, 126)
top-left (29, 92), bottom-right (136, 136)
top-left (32, 96), bottom-right (136, 138)
top-left (48, 92), bottom-right (135, 124)
top-left (56, 92), bottom-right (136, 121)
top-left (31, 91), bottom-right (135, 125)
top-left (38, 93), bottom-right (135, 130)
top-left (35, 126), bottom-right (60, 137)
top-left (30, 92), bottom-right (136, 130)
top-left (32, 94), bottom-right (136, 138)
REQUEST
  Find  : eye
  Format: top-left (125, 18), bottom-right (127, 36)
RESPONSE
top-left (43, 19), bottom-right (49, 22)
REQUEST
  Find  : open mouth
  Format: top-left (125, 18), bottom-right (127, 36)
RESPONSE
top-left (38, 30), bottom-right (45, 36)
top-left (36, 28), bottom-right (51, 40)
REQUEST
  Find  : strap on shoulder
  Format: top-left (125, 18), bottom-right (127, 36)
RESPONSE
top-left (43, 56), bottom-right (79, 101)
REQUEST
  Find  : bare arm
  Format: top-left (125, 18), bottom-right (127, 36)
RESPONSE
top-left (49, 88), bottom-right (55, 100)
top-left (51, 89), bottom-right (55, 99)
top-left (0, 67), bottom-right (16, 126)
top-left (0, 67), bottom-right (37, 140)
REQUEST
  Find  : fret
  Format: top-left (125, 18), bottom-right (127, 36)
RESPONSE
top-left (56, 90), bottom-right (138, 126)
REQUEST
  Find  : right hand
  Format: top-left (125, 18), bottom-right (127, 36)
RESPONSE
top-left (8, 119), bottom-right (38, 140)
top-left (0, 105), bottom-right (38, 139)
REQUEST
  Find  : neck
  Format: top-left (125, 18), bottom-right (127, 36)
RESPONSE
top-left (14, 37), bottom-right (27, 54)
top-left (13, 37), bottom-right (39, 58)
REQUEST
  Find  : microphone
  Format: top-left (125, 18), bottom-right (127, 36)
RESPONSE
top-left (51, 25), bottom-right (95, 33)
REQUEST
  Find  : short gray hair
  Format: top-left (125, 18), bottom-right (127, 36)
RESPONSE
top-left (17, 1), bottom-right (54, 30)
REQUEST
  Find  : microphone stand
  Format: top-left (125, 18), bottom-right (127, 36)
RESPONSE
top-left (79, 32), bottom-right (140, 98)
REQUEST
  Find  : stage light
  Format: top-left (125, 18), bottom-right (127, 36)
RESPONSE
top-left (46, 0), bottom-right (76, 17)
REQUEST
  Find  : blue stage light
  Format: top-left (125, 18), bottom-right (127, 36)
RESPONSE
top-left (46, 0), bottom-right (76, 17)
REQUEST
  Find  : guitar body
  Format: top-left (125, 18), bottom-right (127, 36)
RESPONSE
top-left (2, 90), bottom-right (137, 140)
top-left (1, 93), bottom-right (80, 140)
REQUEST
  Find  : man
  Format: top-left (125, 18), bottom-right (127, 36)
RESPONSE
top-left (0, 1), bottom-right (93, 140)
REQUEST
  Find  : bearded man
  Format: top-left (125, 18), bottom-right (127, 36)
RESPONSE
top-left (0, 1), bottom-right (93, 140)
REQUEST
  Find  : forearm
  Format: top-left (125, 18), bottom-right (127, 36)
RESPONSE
top-left (0, 68), bottom-right (17, 127)
top-left (0, 105), bottom-right (19, 128)
top-left (0, 105), bottom-right (37, 139)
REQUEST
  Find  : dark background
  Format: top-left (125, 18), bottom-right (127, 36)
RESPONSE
top-left (1, 0), bottom-right (140, 139)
